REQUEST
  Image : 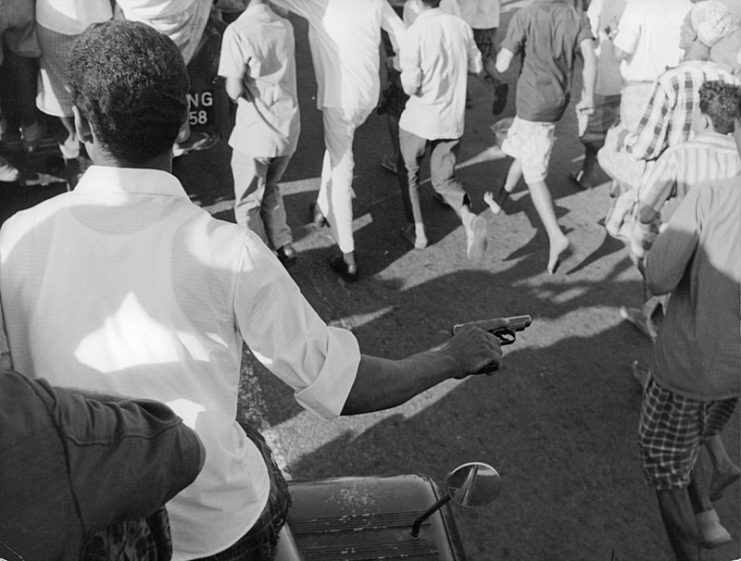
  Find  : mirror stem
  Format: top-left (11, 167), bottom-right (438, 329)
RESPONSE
top-left (410, 495), bottom-right (451, 538)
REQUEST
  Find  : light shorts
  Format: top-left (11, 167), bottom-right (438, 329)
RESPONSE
top-left (501, 117), bottom-right (556, 184)
top-left (639, 375), bottom-right (738, 491)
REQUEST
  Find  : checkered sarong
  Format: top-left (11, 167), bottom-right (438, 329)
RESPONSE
top-left (639, 375), bottom-right (738, 490)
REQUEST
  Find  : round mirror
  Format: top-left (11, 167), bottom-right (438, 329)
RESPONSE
top-left (445, 462), bottom-right (501, 507)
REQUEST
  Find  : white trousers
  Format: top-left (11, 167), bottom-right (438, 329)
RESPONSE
top-left (316, 106), bottom-right (373, 253)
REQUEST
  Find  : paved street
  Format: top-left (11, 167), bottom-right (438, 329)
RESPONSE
top-left (0, 3), bottom-right (738, 561)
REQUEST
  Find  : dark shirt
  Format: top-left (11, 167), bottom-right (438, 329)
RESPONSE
top-left (501, 0), bottom-right (593, 122)
top-left (646, 175), bottom-right (741, 400)
top-left (0, 370), bottom-right (204, 561)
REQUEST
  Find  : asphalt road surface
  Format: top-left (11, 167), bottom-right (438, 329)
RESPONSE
top-left (0, 2), bottom-right (738, 561)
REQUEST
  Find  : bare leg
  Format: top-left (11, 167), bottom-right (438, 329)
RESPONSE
top-left (484, 158), bottom-right (521, 215)
top-left (656, 488), bottom-right (702, 561)
top-left (526, 179), bottom-right (570, 274)
top-left (706, 434), bottom-right (741, 501)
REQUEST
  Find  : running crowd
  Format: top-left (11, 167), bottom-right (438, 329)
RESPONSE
top-left (0, 1), bottom-right (739, 561)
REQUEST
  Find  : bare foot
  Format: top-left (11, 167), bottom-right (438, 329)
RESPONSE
top-left (464, 214), bottom-right (488, 261)
top-left (484, 190), bottom-right (506, 215)
top-left (547, 236), bottom-right (570, 275)
top-left (710, 466), bottom-right (741, 502)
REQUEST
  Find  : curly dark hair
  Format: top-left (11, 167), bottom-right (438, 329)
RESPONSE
top-left (66, 20), bottom-right (190, 163)
top-left (698, 81), bottom-right (741, 135)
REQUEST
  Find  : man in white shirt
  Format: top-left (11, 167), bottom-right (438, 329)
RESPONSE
top-left (271, 0), bottom-right (406, 281)
top-left (0, 20), bottom-right (504, 561)
top-left (397, 0), bottom-right (487, 258)
top-left (611, 0), bottom-right (692, 133)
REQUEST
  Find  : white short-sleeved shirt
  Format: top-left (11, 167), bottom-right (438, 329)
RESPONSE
top-left (399, 9), bottom-right (482, 140)
top-left (218, 4), bottom-right (300, 157)
top-left (459, 0), bottom-right (500, 30)
top-left (272, 0), bottom-right (406, 109)
top-left (36, 0), bottom-right (112, 35)
top-left (613, 0), bottom-right (692, 83)
top-left (404, 0), bottom-right (461, 25)
top-left (0, 166), bottom-right (361, 560)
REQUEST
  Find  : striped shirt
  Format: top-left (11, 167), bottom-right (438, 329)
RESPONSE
top-left (626, 60), bottom-right (739, 162)
top-left (638, 131), bottom-right (741, 216)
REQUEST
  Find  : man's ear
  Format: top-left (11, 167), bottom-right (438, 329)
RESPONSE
top-left (72, 106), bottom-right (94, 144)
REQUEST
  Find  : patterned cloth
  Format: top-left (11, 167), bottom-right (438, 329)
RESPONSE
top-left (637, 131), bottom-right (741, 217)
top-left (501, 117), bottom-right (556, 184)
top-left (81, 509), bottom-right (172, 561)
top-left (625, 60), bottom-right (739, 162)
top-left (639, 375), bottom-right (738, 490)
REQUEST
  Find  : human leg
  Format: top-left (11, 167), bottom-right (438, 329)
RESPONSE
top-left (526, 179), bottom-right (570, 274)
top-left (398, 128), bottom-right (428, 248)
top-left (231, 150), bottom-right (269, 243)
top-left (260, 155), bottom-right (293, 253)
top-left (639, 376), bottom-right (734, 559)
top-left (429, 138), bottom-right (487, 260)
top-left (318, 107), bottom-right (372, 277)
top-left (704, 400), bottom-right (741, 502)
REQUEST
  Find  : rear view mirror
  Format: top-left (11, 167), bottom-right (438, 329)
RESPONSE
top-left (446, 462), bottom-right (501, 507)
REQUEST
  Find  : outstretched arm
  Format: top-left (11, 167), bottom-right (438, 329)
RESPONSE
top-left (342, 326), bottom-right (503, 415)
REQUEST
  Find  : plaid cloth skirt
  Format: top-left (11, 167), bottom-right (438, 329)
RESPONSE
top-left (639, 375), bottom-right (738, 490)
top-left (81, 509), bottom-right (172, 561)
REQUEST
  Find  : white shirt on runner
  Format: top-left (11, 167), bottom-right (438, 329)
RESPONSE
top-left (613, 0), bottom-right (692, 83)
top-left (218, 3), bottom-right (300, 157)
top-left (459, 0), bottom-right (500, 30)
top-left (0, 166), bottom-right (361, 561)
top-left (272, 0), bottom-right (406, 109)
top-left (404, 0), bottom-right (460, 25)
top-left (399, 8), bottom-right (482, 140)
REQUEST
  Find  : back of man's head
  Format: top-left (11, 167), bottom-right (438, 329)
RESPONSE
top-left (699, 80), bottom-right (741, 134)
top-left (66, 20), bottom-right (189, 164)
top-left (420, 0), bottom-right (442, 8)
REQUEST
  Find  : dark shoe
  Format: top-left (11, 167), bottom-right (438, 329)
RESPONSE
top-left (309, 202), bottom-right (328, 227)
top-left (329, 254), bottom-right (358, 282)
top-left (569, 170), bottom-right (592, 190)
top-left (276, 244), bottom-right (297, 268)
top-left (491, 83), bottom-right (509, 116)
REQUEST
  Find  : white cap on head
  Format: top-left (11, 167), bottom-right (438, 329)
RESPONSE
top-left (691, 0), bottom-right (737, 47)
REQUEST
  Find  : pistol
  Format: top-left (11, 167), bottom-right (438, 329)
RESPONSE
top-left (452, 315), bottom-right (532, 373)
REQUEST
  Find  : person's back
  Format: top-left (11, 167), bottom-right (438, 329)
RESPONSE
top-left (613, 0), bottom-right (691, 84)
top-left (273, 0), bottom-right (403, 110)
top-left (504, 0), bottom-right (592, 122)
top-left (399, 10), bottom-right (475, 139)
top-left (646, 174), bottom-right (741, 399)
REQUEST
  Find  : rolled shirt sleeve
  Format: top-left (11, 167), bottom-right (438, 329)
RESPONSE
top-left (233, 236), bottom-right (360, 420)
